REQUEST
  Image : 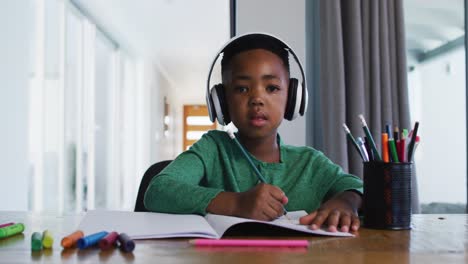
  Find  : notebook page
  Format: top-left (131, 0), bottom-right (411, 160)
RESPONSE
top-left (78, 210), bottom-right (219, 239)
top-left (205, 210), bottom-right (354, 237)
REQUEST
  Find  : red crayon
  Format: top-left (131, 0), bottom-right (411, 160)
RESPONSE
top-left (398, 139), bottom-right (406, 162)
top-left (99, 231), bottom-right (119, 250)
top-left (0, 222), bottom-right (14, 228)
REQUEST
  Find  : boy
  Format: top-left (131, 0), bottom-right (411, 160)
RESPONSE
top-left (144, 33), bottom-right (363, 233)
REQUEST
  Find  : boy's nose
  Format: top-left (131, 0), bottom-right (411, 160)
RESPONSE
top-left (249, 87), bottom-right (265, 106)
top-left (249, 97), bottom-right (264, 106)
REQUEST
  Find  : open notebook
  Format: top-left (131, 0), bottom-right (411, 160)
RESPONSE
top-left (78, 210), bottom-right (354, 239)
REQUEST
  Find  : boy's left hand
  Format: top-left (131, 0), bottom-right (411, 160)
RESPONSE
top-left (299, 191), bottom-right (362, 233)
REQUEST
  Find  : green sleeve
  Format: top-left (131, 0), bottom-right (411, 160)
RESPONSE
top-left (313, 152), bottom-right (363, 201)
top-left (143, 136), bottom-right (224, 215)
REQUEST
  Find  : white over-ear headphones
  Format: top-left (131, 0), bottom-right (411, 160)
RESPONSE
top-left (206, 32), bottom-right (308, 126)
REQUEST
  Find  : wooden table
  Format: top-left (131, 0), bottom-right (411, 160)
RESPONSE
top-left (0, 212), bottom-right (467, 263)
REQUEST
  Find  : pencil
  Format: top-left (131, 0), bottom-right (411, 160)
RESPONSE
top-left (356, 137), bottom-right (369, 162)
top-left (226, 130), bottom-right (289, 218)
top-left (407, 122), bottom-right (420, 162)
top-left (364, 137), bottom-right (375, 161)
top-left (358, 115), bottom-right (382, 161)
top-left (394, 127), bottom-right (400, 141)
top-left (342, 124), bottom-right (365, 161)
top-left (226, 130), bottom-right (267, 183)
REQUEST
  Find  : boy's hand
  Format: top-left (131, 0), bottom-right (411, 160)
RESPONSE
top-left (234, 183), bottom-right (288, 221)
top-left (299, 191), bottom-right (362, 233)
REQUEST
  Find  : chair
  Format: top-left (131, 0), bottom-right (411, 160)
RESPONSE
top-left (134, 160), bottom-right (173, 212)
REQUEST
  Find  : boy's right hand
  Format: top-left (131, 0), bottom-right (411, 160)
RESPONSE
top-left (234, 183), bottom-right (288, 221)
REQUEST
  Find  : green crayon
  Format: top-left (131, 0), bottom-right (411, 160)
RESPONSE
top-left (31, 232), bottom-right (43, 251)
top-left (0, 223), bottom-right (25, 239)
top-left (42, 230), bottom-right (53, 248)
top-left (389, 138), bottom-right (399, 163)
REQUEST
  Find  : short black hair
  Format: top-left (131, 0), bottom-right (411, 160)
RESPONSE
top-left (221, 34), bottom-right (290, 77)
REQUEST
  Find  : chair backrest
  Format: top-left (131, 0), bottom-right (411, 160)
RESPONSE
top-left (134, 160), bottom-right (173, 212)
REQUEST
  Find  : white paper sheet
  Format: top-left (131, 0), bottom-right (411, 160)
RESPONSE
top-left (78, 210), bottom-right (218, 239)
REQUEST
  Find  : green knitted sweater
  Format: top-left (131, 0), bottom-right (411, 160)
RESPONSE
top-left (144, 130), bottom-right (363, 215)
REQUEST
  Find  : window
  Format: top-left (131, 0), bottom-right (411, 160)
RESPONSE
top-left (23, 0), bottom-right (150, 212)
top-left (405, 1), bottom-right (466, 212)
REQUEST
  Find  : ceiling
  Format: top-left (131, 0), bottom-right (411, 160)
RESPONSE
top-left (72, 0), bottom-right (465, 97)
top-left (72, 0), bottom-right (230, 103)
top-left (404, 0), bottom-right (465, 64)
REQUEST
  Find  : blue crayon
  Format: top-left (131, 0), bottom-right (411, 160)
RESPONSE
top-left (117, 233), bottom-right (135, 252)
top-left (77, 231), bottom-right (108, 249)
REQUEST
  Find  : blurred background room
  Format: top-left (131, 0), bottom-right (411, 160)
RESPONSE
top-left (0, 0), bottom-right (466, 214)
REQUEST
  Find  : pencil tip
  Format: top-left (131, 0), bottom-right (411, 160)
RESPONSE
top-left (358, 114), bottom-right (367, 126)
top-left (342, 123), bottom-right (350, 133)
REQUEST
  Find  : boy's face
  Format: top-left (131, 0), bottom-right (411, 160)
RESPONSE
top-left (223, 49), bottom-right (289, 140)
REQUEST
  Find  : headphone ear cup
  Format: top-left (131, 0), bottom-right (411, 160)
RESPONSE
top-left (206, 86), bottom-right (216, 123)
top-left (211, 84), bottom-right (230, 125)
top-left (284, 78), bottom-right (298, 120)
top-left (215, 84), bottom-right (230, 125)
top-left (299, 80), bottom-right (308, 115)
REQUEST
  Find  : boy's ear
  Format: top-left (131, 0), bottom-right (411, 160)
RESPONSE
top-left (209, 84), bottom-right (230, 126)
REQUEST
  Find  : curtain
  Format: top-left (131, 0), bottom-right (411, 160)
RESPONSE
top-left (308, 0), bottom-right (419, 212)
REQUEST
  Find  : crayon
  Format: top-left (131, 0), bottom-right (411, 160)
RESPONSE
top-left (190, 239), bottom-right (309, 247)
top-left (118, 233), bottom-right (135, 252)
top-left (99, 231), bottom-right (119, 250)
top-left (31, 232), bottom-right (43, 251)
top-left (77, 231), bottom-right (108, 249)
top-left (398, 138), bottom-right (406, 162)
top-left (388, 138), bottom-right (399, 163)
top-left (0, 223), bottom-right (25, 239)
top-left (0, 222), bottom-right (14, 228)
top-left (402, 128), bottom-right (409, 139)
top-left (42, 230), bottom-right (54, 248)
top-left (382, 133), bottom-right (389, 162)
top-left (61, 230), bottom-right (84, 248)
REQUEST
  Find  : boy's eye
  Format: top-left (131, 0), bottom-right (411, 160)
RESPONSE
top-left (234, 86), bottom-right (248, 93)
top-left (266, 85), bottom-right (280, 92)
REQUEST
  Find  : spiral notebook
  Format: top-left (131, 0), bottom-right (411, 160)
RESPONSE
top-left (77, 210), bottom-right (354, 239)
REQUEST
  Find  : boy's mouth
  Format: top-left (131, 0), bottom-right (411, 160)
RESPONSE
top-left (249, 112), bottom-right (268, 127)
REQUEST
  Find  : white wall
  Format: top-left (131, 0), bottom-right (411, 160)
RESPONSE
top-left (236, 0), bottom-right (306, 146)
top-left (149, 63), bottom-right (177, 161)
top-left (408, 47), bottom-right (467, 204)
top-left (0, 1), bottom-right (34, 210)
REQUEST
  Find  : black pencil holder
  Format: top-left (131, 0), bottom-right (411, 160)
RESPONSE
top-left (363, 162), bottom-right (413, 230)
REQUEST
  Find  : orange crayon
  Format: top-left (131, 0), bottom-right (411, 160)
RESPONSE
top-left (381, 133), bottom-right (389, 163)
top-left (61, 230), bottom-right (84, 248)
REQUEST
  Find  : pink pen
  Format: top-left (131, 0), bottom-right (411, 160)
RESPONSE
top-left (0, 222), bottom-right (14, 228)
top-left (189, 239), bottom-right (309, 247)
